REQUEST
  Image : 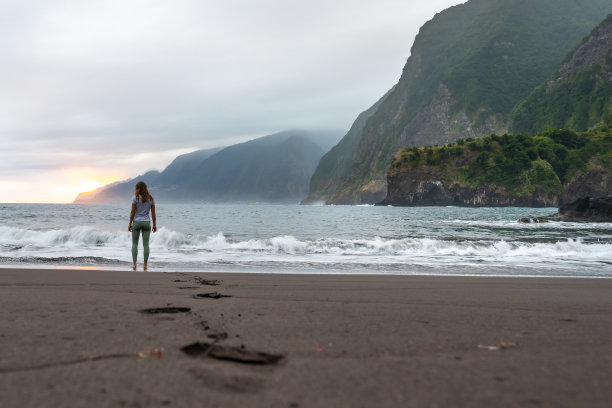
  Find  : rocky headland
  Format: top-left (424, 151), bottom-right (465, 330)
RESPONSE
top-left (379, 128), bottom-right (612, 208)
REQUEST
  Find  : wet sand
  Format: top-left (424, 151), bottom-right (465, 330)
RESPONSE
top-left (1, 268), bottom-right (611, 407)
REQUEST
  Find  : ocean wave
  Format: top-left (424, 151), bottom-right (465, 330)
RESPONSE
top-left (0, 226), bottom-right (128, 247)
top-left (1, 226), bottom-right (610, 262)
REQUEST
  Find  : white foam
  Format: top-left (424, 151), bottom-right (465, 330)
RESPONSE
top-left (1, 226), bottom-right (611, 275)
top-left (0, 226), bottom-right (128, 247)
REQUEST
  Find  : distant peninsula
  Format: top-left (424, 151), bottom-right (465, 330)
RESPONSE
top-left (75, 130), bottom-right (342, 204)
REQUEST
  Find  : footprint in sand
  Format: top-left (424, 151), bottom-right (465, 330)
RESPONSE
top-left (181, 342), bottom-right (284, 365)
top-left (140, 307), bottom-right (191, 314)
top-left (193, 292), bottom-right (232, 299)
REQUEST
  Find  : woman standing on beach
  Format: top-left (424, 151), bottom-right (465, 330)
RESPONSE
top-left (128, 181), bottom-right (157, 271)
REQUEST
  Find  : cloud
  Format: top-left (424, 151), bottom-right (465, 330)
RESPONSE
top-left (0, 0), bottom-right (464, 202)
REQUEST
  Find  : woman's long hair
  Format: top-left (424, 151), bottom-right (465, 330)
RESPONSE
top-left (134, 181), bottom-right (154, 203)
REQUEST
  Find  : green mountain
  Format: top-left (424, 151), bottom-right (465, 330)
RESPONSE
top-left (512, 14), bottom-right (612, 133)
top-left (304, 0), bottom-right (612, 204)
top-left (75, 130), bottom-right (342, 204)
top-left (381, 127), bottom-right (612, 207)
top-left (155, 148), bottom-right (224, 187)
top-left (183, 131), bottom-right (336, 202)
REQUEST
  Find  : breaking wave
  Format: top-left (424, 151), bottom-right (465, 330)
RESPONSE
top-left (1, 226), bottom-right (611, 273)
top-left (0, 226), bottom-right (128, 247)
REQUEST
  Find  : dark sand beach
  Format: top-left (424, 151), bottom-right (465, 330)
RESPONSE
top-left (1, 268), bottom-right (611, 407)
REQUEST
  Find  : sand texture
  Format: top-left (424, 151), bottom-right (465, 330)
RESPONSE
top-left (1, 268), bottom-right (611, 407)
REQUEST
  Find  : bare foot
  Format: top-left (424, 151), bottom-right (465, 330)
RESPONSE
top-left (143, 263), bottom-right (148, 271)
top-left (132, 262), bottom-right (137, 271)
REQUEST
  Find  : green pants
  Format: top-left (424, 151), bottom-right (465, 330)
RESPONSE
top-left (131, 221), bottom-right (151, 263)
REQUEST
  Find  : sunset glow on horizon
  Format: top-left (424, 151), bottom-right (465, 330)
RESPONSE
top-left (61, 172), bottom-right (122, 201)
top-left (0, 146), bottom-right (199, 203)
top-left (0, 169), bottom-right (124, 204)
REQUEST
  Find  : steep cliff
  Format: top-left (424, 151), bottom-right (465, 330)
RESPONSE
top-left (381, 127), bottom-right (612, 207)
top-left (307, 0), bottom-right (612, 204)
top-left (512, 14), bottom-right (612, 133)
top-left (301, 88), bottom-right (393, 204)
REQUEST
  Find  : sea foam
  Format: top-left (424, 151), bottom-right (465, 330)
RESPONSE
top-left (2, 226), bottom-right (609, 259)
top-left (1, 225), bottom-right (611, 276)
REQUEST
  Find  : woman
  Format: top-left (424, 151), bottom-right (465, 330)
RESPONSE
top-left (128, 181), bottom-right (157, 271)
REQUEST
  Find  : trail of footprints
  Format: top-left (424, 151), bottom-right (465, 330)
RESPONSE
top-left (0, 274), bottom-right (286, 402)
top-left (141, 274), bottom-right (284, 368)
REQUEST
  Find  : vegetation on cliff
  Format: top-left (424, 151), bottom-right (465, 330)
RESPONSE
top-left (512, 14), bottom-right (612, 133)
top-left (390, 127), bottom-right (612, 198)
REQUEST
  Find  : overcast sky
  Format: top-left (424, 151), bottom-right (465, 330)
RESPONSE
top-left (0, 0), bottom-right (464, 202)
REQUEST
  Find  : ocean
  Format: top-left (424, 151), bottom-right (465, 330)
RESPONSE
top-left (1, 203), bottom-right (611, 277)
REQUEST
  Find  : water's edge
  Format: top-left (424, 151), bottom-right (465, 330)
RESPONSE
top-left (1, 204), bottom-right (611, 277)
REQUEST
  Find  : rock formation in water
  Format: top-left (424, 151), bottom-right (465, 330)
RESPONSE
top-left (520, 196), bottom-right (612, 222)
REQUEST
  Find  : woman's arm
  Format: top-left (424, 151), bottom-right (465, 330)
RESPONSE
top-left (128, 203), bottom-right (136, 231)
top-left (151, 205), bottom-right (157, 232)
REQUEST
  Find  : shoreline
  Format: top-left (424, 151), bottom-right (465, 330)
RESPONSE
top-left (2, 264), bottom-right (612, 279)
top-left (2, 268), bottom-right (612, 407)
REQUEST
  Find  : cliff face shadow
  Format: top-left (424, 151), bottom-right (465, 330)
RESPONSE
top-left (181, 342), bottom-right (284, 365)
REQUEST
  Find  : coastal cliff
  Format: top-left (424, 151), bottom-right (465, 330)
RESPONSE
top-left (382, 171), bottom-right (558, 207)
top-left (304, 0), bottom-right (612, 204)
top-left (381, 13), bottom-right (612, 208)
top-left (380, 128), bottom-right (612, 207)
